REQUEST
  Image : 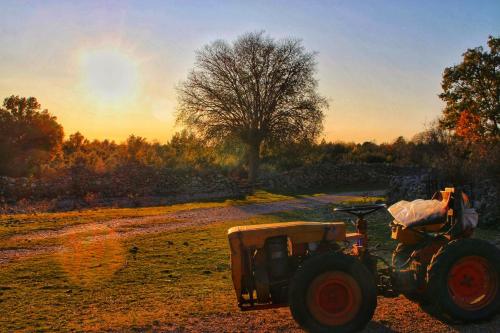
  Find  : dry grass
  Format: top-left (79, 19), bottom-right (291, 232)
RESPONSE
top-left (0, 191), bottom-right (497, 332)
top-left (0, 215), bottom-right (279, 331)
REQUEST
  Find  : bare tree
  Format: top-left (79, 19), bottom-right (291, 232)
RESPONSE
top-left (177, 32), bottom-right (327, 183)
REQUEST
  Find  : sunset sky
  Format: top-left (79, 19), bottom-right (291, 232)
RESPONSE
top-left (1, 0), bottom-right (499, 143)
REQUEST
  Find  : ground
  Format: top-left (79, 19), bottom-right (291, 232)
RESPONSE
top-left (0, 190), bottom-right (498, 332)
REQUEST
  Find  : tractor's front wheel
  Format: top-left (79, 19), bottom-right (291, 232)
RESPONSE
top-left (289, 253), bottom-right (377, 333)
top-left (426, 238), bottom-right (500, 322)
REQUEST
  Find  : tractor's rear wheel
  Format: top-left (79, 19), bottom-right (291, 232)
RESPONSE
top-left (289, 253), bottom-right (377, 333)
top-left (426, 238), bottom-right (500, 322)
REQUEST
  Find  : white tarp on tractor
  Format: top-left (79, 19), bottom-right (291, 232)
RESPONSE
top-left (388, 199), bottom-right (447, 227)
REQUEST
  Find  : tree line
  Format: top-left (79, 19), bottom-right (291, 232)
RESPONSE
top-left (0, 34), bottom-right (498, 186)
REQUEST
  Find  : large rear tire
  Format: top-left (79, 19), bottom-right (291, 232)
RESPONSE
top-left (289, 253), bottom-right (377, 333)
top-left (426, 238), bottom-right (500, 322)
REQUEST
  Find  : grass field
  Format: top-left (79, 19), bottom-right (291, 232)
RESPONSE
top-left (1, 217), bottom-right (242, 331)
top-left (0, 191), bottom-right (498, 332)
top-left (0, 190), bottom-right (294, 238)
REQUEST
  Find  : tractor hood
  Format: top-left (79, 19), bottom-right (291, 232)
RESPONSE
top-left (228, 221), bottom-right (346, 249)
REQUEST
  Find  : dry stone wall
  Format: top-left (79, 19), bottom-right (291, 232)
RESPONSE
top-left (3, 162), bottom-right (494, 226)
top-left (259, 163), bottom-right (417, 193)
top-left (0, 168), bottom-right (244, 212)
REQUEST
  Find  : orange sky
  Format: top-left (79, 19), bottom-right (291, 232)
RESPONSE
top-left (1, 1), bottom-right (498, 144)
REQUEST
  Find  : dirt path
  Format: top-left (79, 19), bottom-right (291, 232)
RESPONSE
top-left (0, 190), bottom-right (383, 263)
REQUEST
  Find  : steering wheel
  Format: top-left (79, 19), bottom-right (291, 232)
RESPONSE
top-left (334, 203), bottom-right (386, 219)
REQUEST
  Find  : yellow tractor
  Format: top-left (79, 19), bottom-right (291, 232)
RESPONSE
top-left (227, 188), bottom-right (500, 333)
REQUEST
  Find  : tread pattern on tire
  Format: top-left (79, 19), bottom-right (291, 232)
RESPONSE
top-left (289, 252), bottom-right (377, 333)
top-left (426, 238), bottom-right (500, 322)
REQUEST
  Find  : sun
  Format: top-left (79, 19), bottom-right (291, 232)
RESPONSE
top-left (79, 48), bottom-right (139, 104)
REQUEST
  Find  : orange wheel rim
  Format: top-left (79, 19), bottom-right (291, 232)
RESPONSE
top-left (447, 256), bottom-right (498, 311)
top-left (306, 271), bottom-right (362, 326)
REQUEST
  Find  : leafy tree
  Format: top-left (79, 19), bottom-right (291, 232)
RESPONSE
top-left (63, 132), bottom-right (88, 155)
top-left (177, 32), bottom-right (327, 182)
top-left (0, 95), bottom-right (64, 176)
top-left (262, 139), bottom-right (319, 171)
top-left (125, 135), bottom-right (149, 163)
top-left (168, 130), bottom-right (216, 170)
top-left (439, 36), bottom-right (499, 141)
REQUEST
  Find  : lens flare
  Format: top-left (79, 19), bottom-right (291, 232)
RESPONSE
top-left (57, 225), bottom-right (125, 287)
top-left (79, 48), bottom-right (139, 104)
